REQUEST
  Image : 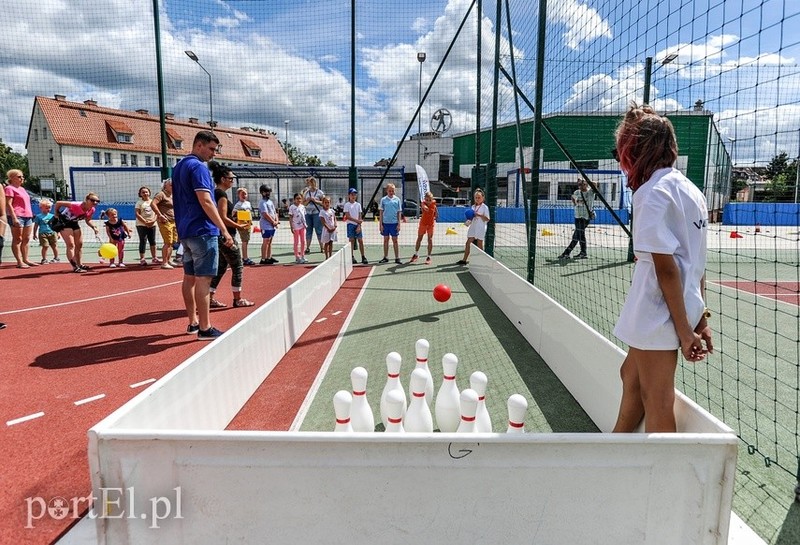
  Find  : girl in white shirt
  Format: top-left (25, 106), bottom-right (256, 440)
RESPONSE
top-left (612, 104), bottom-right (713, 433)
top-left (288, 193), bottom-right (308, 264)
top-left (457, 189), bottom-right (490, 265)
top-left (320, 196), bottom-right (337, 259)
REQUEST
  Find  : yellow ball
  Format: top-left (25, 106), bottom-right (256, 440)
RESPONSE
top-left (99, 243), bottom-right (119, 259)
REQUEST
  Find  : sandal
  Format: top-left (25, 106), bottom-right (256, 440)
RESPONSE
top-left (210, 299), bottom-right (227, 308)
top-left (233, 298), bottom-right (255, 308)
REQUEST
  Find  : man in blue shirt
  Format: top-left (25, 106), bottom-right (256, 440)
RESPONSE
top-left (378, 183), bottom-right (402, 264)
top-left (172, 130), bottom-right (234, 340)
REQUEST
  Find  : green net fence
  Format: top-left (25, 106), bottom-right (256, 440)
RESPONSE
top-left (4, 0), bottom-right (799, 542)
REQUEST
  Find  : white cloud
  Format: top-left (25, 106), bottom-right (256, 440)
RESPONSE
top-left (548, 0), bottom-right (613, 50)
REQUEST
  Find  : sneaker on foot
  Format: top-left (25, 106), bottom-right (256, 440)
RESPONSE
top-left (395, 258), bottom-right (402, 264)
top-left (160, 263), bottom-right (174, 269)
top-left (425, 256), bottom-right (432, 265)
top-left (119, 263), bottom-right (126, 267)
top-left (352, 257), bottom-right (358, 265)
top-left (260, 258), bottom-right (269, 265)
top-left (361, 256), bottom-right (368, 265)
top-left (243, 258), bottom-right (255, 266)
top-left (186, 323), bottom-right (200, 334)
top-left (152, 257), bottom-right (161, 264)
top-left (456, 259), bottom-right (468, 265)
top-left (300, 258), bottom-right (308, 264)
top-left (40, 258), bottom-right (48, 265)
top-left (304, 248), bottom-right (310, 255)
top-left (295, 257), bottom-right (302, 264)
top-left (269, 257), bottom-right (279, 263)
top-left (78, 264), bottom-right (90, 271)
top-left (51, 257), bottom-right (61, 263)
top-left (72, 266), bottom-right (86, 273)
top-left (197, 327), bottom-right (224, 340)
top-left (378, 257), bottom-right (389, 264)
top-left (576, 253), bottom-right (588, 259)
top-left (557, 254), bottom-right (570, 260)
top-left (409, 254), bottom-right (419, 263)
top-left (140, 259), bottom-right (147, 266)
top-left (109, 263), bottom-right (117, 268)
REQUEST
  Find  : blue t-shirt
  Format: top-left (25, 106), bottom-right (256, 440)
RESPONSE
top-left (172, 154), bottom-right (220, 240)
top-left (380, 195), bottom-right (401, 225)
top-left (259, 198), bottom-right (277, 232)
top-left (34, 212), bottom-right (54, 235)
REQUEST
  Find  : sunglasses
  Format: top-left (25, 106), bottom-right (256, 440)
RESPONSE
top-left (89, 198), bottom-right (100, 203)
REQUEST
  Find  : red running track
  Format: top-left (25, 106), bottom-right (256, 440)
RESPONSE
top-left (0, 261), bottom-right (309, 544)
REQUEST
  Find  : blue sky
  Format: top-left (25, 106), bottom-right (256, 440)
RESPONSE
top-left (2, 0), bottom-right (799, 167)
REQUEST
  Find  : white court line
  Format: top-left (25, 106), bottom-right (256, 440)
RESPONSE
top-left (7, 412), bottom-right (45, 426)
top-left (0, 280), bottom-right (183, 316)
top-left (130, 378), bottom-right (156, 388)
top-left (74, 394), bottom-right (106, 406)
top-left (711, 280), bottom-right (800, 309)
top-left (290, 267), bottom-right (376, 431)
top-left (314, 317), bottom-right (327, 323)
top-left (331, 311), bottom-right (342, 316)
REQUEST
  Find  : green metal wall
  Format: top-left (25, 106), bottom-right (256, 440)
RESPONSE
top-left (452, 114), bottom-right (714, 190)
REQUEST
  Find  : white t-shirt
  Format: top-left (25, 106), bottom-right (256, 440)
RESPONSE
top-left (343, 201), bottom-right (362, 225)
top-left (289, 203), bottom-right (307, 230)
top-left (320, 208), bottom-right (337, 243)
top-left (572, 189), bottom-right (595, 219)
top-left (259, 198), bottom-right (277, 232)
top-left (614, 168), bottom-right (709, 350)
top-left (467, 203), bottom-right (490, 240)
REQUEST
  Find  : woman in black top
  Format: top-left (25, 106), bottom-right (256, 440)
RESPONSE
top-left (207, 162), bottom-right (254, 308)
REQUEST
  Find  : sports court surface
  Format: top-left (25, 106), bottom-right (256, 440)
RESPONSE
top-left (1, 221), bottom-right (797, 544)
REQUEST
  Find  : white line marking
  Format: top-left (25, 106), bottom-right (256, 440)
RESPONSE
top-left (0, 281), bottom-right (183, 316)
top-left (331, 310), bottom-right (342, 316)
top-left (291, 268), bottom-right (375, 431)
top-left (7, 412), bottom-right (45, 426)
top-left (130, 378), bottom-right (157, 388)
top-left (314, 317), bottom-right (327, 323)
top-left (74, 394), bottom-right (106, 406)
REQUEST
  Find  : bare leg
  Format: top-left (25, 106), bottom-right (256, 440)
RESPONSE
top-left (382, 236), bottom-right (389, 258)
top-left (182, 275), bottom-right (198, 326)
top-left (638, 349), bottom-right (678, 432)
top-left (392, 236), bottom-right (399, 259)
top-left (612, 351), bottom-right (644, 432)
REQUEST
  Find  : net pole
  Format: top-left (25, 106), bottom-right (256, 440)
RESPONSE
top-left (528, 0), bottom-right (548, 284)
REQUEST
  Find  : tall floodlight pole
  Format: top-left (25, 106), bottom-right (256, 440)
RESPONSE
top-left (152, 0), bottom-right (169, 178)
top-left (284, 120), bottom-right (290, 164)
top-left (185, 51), bottom-right (214, 130)
top-left (417, 52), bottom-right (426, 167)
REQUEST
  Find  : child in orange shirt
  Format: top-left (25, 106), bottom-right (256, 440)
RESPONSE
top-left (410, 191), bottom-right (437, 264)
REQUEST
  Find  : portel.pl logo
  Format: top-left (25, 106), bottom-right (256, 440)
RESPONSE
top-left (25, 486), bottom-right (183, 529)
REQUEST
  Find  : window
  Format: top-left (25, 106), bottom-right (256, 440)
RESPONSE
top-left (48, 149), bottom-right (54, 163)
top-left (42, 127), bottom-right (48, 140)
top-left (154, 157), bottom-right (161, 167)
top-left (116, 133), bottom-right (132, 143)
top-left (538, 182), bottom-right (550, 200)
top-left (248, 149), bottom-right (260, 158)
top-left (167, 157), bottom-right (174, 167)
top-left (174, 140), bottom-right (182, 150)
top-left (120, 153), bottom-right (128, 165)
top-left (216, 145), bottom-right (223, 154)
top-left (104, 152), bottom-right (112, 165)
top-left (145, 156), bottom-right (151, 166)
top-left (131, 154), bottom-right (138, 166)
top-left (79, 109), bottom-right (87, 117)
top-left (557, 181), bottom-right (577, 201)
top-left (92, 151), bottom-right (101, 164)
top-left (33, 129), bottom-right (38, 141)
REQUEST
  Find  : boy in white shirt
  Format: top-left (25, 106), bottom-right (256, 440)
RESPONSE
top-left (343, 188), bottom-right (368, 264)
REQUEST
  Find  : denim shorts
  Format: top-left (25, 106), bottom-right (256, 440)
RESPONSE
top-left (381, 223), bottom-right (399, 237)
top-left (261, 229), bottom-right (275, 239)
top-left (182, 235), bottom-right (219, 277)
top-left (346, 224), bottom-right (363, 239)
top-left (17, 217), bottom-right (34, 228)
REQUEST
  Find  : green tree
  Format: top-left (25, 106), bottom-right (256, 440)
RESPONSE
top-left (0, 137), bottom-right (28, 178)
top-left (763, 152), bottom-right (798, 202)
top-left (282, 142), bottom-right (336, 167)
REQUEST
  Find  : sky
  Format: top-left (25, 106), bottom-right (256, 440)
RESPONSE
top-left (2, 0), bottom-right (799, 167)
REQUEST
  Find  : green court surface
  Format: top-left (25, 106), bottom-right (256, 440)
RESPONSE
top-left (296, 247), bottom-right (598, 435)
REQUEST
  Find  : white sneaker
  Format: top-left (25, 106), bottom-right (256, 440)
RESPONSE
top-left (140, 259), bottom-right (147, 266)
top-left (109, 263), bottom-right (117, 268)
top-left (119, 263), bottom-right (126, 267)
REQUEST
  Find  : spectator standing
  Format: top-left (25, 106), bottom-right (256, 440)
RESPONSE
top-left (104, 207), bottom-right (131, 267)
top-left (32, 198), bottom-right (60, 264)
top-left (232, 187), bottom-right (255, 265)
top-left (258, 185), bottom-right (279, 264)
top-left (378, 183), bottom-right (402, 264)
top-left (135, 186), bottom-right (160, 265)
top-left (171, 130), bottom-right (234, 340)
top-left (4, 169), bottom-right (38, 268)
top-left (343, 188), bottom-right (367, 265)
top-left (151, 178), bottom-right (178, 268)
top-left (303, 176), bottom-right (324, 254)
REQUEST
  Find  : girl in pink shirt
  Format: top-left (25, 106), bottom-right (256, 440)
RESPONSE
top-left (54, 193), bottom-right (101, 273)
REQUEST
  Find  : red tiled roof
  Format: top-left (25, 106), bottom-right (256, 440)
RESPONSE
top-left (240, 138), bottom-right (261, 152)
top-left (33, 96), bottom-right (288, 165)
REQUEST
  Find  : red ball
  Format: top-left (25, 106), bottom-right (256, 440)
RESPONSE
top-left (433, 284), bottom-right (452, 302)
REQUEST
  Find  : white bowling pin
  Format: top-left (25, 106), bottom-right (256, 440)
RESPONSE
top-left (507, 394), bottom-right (528, 433)
top-left (405, 367), bottom-right (434, 432)
top-left (409, 339), bottom-right (434, 406)
top-left (384, 389), bottom-right (405, 432)
top-left (350, 366), bottom-right (375, 432)
top-left (434, 353), bottom-right (461, 432)
top-left (470, 371), bottom-right (492, 432)
top-left (333, 390), bottom-right (353, 432)
top-left (380, 352), bottom-right (407, 427)
top-left (456, 388), bottom-right (479, 433)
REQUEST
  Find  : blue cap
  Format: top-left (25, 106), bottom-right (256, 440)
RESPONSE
top-left (348, 188), bottom-right (358, 194)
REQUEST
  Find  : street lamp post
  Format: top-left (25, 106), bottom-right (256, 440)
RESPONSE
top-left (185, 51), bottom-right (213, 130)
top-left (417, 52), bottom-right (426, 166)
top-left (284, 120), bottom-right (290, 165)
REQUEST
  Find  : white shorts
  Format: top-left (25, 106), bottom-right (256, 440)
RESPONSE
top-left (467, 221), bottom-right (486, 240)
top-left (321, 229), bottom-right (338, 244)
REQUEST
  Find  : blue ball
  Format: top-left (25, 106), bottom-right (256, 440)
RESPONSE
top-left (465, 208), bottom-right (475, 220)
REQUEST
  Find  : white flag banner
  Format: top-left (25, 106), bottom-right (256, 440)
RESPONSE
top-left (415, 164), bottom-right (430, 200)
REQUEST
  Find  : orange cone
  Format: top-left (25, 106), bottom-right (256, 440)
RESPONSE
top-left (730, 231), bottom-right (743, 239)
